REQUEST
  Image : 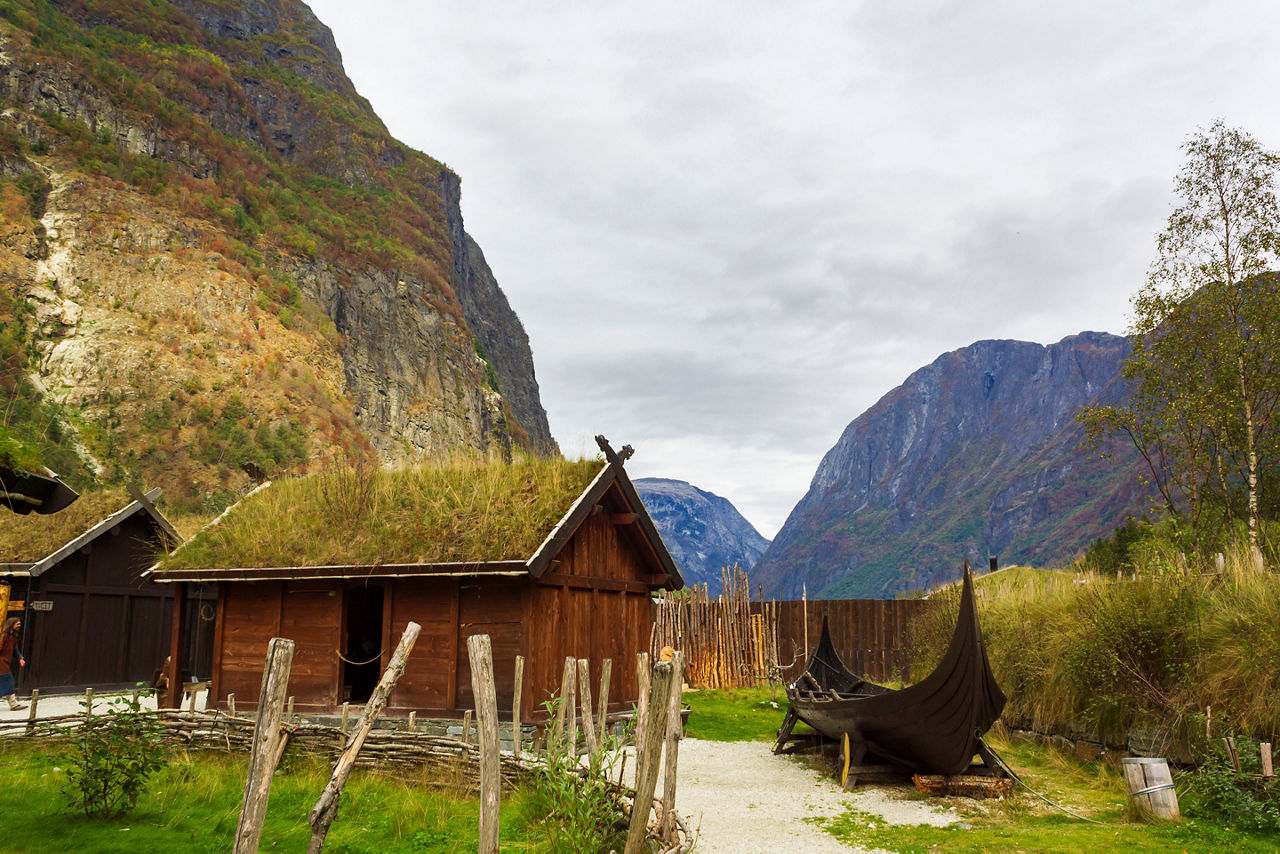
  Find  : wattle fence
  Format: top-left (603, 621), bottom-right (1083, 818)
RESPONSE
top-left (650, 568), bottom-right (933, 689)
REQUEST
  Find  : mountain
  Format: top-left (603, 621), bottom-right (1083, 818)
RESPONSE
top-left (633, 477), bottom-right (771, 588)
top-left (752, 332), bottom-right (1153, 599)
top-left (0, 0), bottom-right (555, 513)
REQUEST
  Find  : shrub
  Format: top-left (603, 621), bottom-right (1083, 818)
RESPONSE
top-left (1185, 738), bottom-right (1280, 833)
top-left (58, 689), bottom-right (167, 818)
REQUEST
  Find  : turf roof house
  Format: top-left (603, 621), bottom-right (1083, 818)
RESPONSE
top-left (152, 439), bottom-right (683, 718)
top-left (0, 487), bottom-right (213, 694)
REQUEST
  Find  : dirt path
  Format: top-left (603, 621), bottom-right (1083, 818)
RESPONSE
top-left (666, 739), bottom-right (958, 853)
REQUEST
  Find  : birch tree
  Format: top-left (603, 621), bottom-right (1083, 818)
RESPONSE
top-left (1082, 121), bottom-right (1280, 558)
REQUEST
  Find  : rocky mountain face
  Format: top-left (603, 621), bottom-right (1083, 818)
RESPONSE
top-left (0, 0), bottom-right (554, 512)
top-left (634, 477), bottom-right (771, 588)
top-left (752, 333), bottom-right (1153, 599)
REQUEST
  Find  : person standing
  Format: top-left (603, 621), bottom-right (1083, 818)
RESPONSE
top-left (0, 617), bottom-right (26, 710)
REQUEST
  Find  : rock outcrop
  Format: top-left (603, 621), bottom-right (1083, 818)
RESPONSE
top-left (0, 0), bottom-right (554, 507)
top-left (634, 477), bottom-right (770, 587)
top-left (752, 333), bottom-right (1153, 598)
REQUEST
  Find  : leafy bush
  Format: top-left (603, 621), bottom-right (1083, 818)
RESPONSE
top-left (58, 690), bottom-right (167, 818)
top-left (521, 697), bottom-right (629, 853)
top-left (1185, 738), bottom-right (1280, 833)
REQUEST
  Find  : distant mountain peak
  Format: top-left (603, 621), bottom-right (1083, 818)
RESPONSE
top-left (753, 332), bottom-right (1152, 598)
top-left (633, 478), bottom-right (770, 587)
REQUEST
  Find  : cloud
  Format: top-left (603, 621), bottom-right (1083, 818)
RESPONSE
top-left (307, 0), bottom-right (1280, 535)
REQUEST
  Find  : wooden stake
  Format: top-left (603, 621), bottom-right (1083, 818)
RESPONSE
top-left (463, 709), bottom-right (473, 745)
top-left (563, 656), bottom-right (577, 762)
top-left (577, 658), bottom-right (599, 762)
top-left (228, 693), bottom-right (236, 717)
top-left (1261, 743), bottom-right (1274, 779)
top-left (287, 696), bottom-right (294, 723)
top-left (407, 711), bottom-right (416, 733)
top-left (552, 656), bottom-right (575, 758)
top-left (84, 688), bottom-right (93, 719)
top-left (25, 689), bottom-right (38, 735)
top-left (512, 655), bottom-right (524, 759)
top-left (188, 686), bottom-right (197, 713)
top-left (468, 634), bottom-right (501, 854)
top-left (234, 637), bottom-right (296, 854)
top-left (341, 702), bottom-right (350, 733)
top-left (661, 651), bottom-right (685, 842)
top-left (597, 658), bottom-right (612, 738)
top-left (1224, 736), bottom-right (1241, 772)
top-left (307, 622), bottom-right (421, 854)
top-left (634, 652), bottom-right (651, 761)
top-left (626, 661), bottom-right (674, 854)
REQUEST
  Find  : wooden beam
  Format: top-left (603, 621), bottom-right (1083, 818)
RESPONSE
top-left (537, 572), bottom-right (651, 593)
top-left (610, 513), bottom-right (639, 525)
top-left (163, 582), bottom-right (188, 709)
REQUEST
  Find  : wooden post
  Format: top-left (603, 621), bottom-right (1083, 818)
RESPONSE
top-left (802, 584), bottom-right (809, 656)
top-left (228, 693), bottom-right (236, 717)
top-left (187, 686), bottom-right (197, 713)
top-left (408, 711), bottom-right (416, 733)
top-left (1224, 736), bottom-right (1241, 772)
top-left (463, 709), bottom-right (473, 746)
top-left (577, 658), bottom-right (598, 760)
top-left (25, 689), bottom-right (38, 735)
top-left (634, 652), bottom-right (651, 761)
top-left (512, 655), bottom-right (524, 759)
top-left (597, 658), bottom-right (612, 738)
top-left (468, 634), bottom-right (501, 854)
top-left (287, 696), bottom-right (294, 723)
top-left (164, 581), bottom-right (188, 709)
top-left (84, 688), bottom-right (94, 719)
top-left (626, 661), bottom-right (674, 854)
top-left (341, 702), bottom-right (350, 733)
top-left (1262, 743), bottom-right (1274, 779)
top-left (234, 637), bottom-right (296, 854)
top-left (552, 656), bottom-right (575, 757)
top-left (308, 622), bottom-right (421, 854)
top-left (661, 651), bottom-right (685, 842)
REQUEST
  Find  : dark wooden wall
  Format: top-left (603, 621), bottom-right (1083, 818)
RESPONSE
top-left (20, 513), bottom-right (174, 694)
top-left (772, 599), bottom-right (933, 684)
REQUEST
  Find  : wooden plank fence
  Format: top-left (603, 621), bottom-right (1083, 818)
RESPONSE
top-left (651, 568), bottom-right (933, 688)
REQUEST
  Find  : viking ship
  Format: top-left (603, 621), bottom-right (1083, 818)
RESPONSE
top-left (778, 563), bottom-right (1006, 776)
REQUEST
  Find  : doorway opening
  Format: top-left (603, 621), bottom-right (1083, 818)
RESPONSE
top-left (343, 585), bottom-right (383, 703)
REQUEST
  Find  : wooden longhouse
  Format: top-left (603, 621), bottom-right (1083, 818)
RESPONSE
top-left (0, 487), bottom-right (214, 694)
top-left (151, 440), bottom-right (683, 719)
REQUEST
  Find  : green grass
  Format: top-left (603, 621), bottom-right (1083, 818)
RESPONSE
top-left (0, 741), bottom-right (582, 853)
top-left (818, 731), bottom-right (1279, 852)
top-left (680, 685), bottom-right (805, 742)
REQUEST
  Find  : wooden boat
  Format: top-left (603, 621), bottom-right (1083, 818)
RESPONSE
top-left (778, 563), bottom-right (1006, 776)
top-left (0, 465), bottom-right (79, 515)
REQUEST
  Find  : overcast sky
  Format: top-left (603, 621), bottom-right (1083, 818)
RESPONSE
top-left (305, 0), bottom-right (1280, 538)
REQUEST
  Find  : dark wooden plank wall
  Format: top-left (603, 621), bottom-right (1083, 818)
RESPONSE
top-left (23, 514), bottom-right (173, 694)
top-left (387, 578), bottom-right (457, 713)
top-left (772, 599), bottom-right (932, 683)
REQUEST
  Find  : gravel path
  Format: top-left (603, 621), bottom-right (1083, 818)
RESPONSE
top-left (664, 739), bottom-right (958, 853)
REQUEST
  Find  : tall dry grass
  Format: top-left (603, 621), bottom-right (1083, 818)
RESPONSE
top-left (161, 456), bottom-right (604, 569)
top-left (911, 540), bottom-right (1280, 745)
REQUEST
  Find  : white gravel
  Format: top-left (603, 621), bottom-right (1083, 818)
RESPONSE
top-left (657, 738), bottom-right (959, 853)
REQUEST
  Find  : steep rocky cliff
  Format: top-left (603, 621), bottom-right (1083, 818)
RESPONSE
top-left (634, 477), bottom-right (770, 588)
top-left (752, 333), bottom-right (1153, 598)
top-left (0, 0), bottom-right (554, 510)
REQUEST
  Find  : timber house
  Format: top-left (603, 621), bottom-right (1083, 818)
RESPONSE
top-left (0, 487), bottom-right (213, 695)
top-left (151, 439), bottom-right (683, 719)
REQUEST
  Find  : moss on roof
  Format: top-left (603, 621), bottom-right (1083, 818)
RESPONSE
top-left (159, 457), bottom-right (607, 570)
top-left (0, 489), bottom-right (133, 564)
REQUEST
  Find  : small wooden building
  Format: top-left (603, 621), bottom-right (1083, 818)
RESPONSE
top-left (152, 441), bottom-right (683, 718)
top-left (0, 488), bottom-right (213, 694)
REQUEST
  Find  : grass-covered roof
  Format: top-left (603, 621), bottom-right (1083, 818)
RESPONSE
top-left (0, 489), bottom-right (135, 564)
top-left (159, 457), bottom-right (607, 571)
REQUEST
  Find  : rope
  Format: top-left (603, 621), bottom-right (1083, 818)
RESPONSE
top-left (335, 650), bottom-right (382, 666)
top-left (983, 741), bottom-right (1104, 824)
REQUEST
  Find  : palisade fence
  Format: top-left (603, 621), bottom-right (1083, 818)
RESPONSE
top-left (651, 567), bottom-right (934, 689)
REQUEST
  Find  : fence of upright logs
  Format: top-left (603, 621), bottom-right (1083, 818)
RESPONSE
top-left (651, 565), bottom-right (782, 689)
top-left (6, 627), bottom-right (694, 854)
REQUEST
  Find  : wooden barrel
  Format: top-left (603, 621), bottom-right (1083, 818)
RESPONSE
top-left (1121, 757), bottom-right (1180, 820)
